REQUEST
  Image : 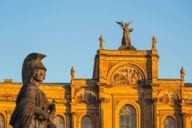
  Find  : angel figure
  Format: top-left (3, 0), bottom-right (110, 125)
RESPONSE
top-left (116, 21), bottom-right (134, 49)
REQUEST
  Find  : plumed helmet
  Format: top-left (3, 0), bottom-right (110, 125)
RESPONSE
top-left (22, 53), bottom-right (47, 84)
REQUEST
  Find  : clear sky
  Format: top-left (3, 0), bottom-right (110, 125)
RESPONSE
top-left (0, 0), bottom-right (192, 83)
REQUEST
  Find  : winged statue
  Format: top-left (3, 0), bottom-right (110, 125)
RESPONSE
top-left (116, 21), bottom-right (135, 50)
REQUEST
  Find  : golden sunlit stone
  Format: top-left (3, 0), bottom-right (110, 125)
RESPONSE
top-left (0, 31), bottom-right (192, 128)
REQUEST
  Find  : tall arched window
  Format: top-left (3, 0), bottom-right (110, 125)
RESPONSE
top-left (0, 114), bottom-right (5, 128)
top-left (55, 115), bottom-right (65, 128)
top-left (119, 105), bottom-right (136, 128)
top-left (163, 116), bottom-right (176, 128)
top-left (81, 116), bottom-right (92, 128)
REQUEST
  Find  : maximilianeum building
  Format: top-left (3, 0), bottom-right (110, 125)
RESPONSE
top-left (0, 23), bottom-right (192, 128)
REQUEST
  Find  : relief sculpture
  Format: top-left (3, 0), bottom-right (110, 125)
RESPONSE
top-left (111, 65), bottom-right (143, 85)
top-left (159, 90), bottom-right (179, 106)
top-left (76, 90), bottom-right (98, 104)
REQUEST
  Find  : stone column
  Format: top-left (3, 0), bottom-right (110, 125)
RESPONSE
top-left (71, 112), bottom-right (77, 128)
top-left (65, 112), bottom-right (72, 128)
top-left (99, 97), bottom-right (111, 128)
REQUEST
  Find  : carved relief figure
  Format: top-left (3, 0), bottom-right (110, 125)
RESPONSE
top-left (10, 53), bottom-right (56, 128)
top-left (159, 91), bottom-right (179, 106)
top-left (159, 93), bottom-right (169, 104)
top-left (76, 90), bottom-right (98, 104)
top-left (131, 70), bottom-right (139, 84)
top-left (77, 94), bottom-right (85, 103)
top-left (111, 65), bottom-right (143, 85)
top-left (85, 90), bottom-right (98, 104)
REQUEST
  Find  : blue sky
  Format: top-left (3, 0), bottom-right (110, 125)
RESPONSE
top-left (0, 0), bottom-right (192, 83)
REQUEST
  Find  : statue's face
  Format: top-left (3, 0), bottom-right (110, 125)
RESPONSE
top-left (33, 68), bottom-right (46, 82)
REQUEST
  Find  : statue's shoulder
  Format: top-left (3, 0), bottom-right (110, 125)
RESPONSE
top-left (24, 84), bottom-right (39, 92)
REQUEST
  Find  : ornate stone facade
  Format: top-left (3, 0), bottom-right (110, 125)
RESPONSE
top-left (0, 30), bottom-right (192, 128)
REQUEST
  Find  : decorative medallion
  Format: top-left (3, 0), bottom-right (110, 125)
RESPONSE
top-left (111, 65), bottom-right (143, 85)
top-left (158, 90), bottom-right (179, 106)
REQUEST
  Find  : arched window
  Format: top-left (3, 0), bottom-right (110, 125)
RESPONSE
top-left (0, 114), bottom-right (5, 128)
top-left (119, 105), bottom-right (136, 128)
top-left (81, 116), bottom-right (92, 128)
top-left (55, 115), bottom-right (65, 128)
top-left (163, 116), bottom-right (176, 128)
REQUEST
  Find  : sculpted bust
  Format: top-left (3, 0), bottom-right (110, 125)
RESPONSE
top-left (10, 53), bottom-right (56, 128)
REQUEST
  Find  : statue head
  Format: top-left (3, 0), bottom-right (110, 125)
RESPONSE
top-left (22, 53), bottom-right (47, 84)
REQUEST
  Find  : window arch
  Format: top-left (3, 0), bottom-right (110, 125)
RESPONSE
top-left (163, 116), bottom-right (176, 128)
top-left (55, 115), bottom-right (65, 128)
top-left (81, 116), bottom-right (92, 128)
top-left (0, 114), bottom-right (5, 128)
top-left (119, 104), bottom-right (136, 128)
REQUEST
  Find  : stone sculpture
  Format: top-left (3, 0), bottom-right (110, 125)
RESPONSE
top-left (180, 66), bottom-right (185, 80)
top-left (71, 66), bottom-right (75, 79)
top-left (116, 21), bottom-right (136, 50)
top-left (152, 36), bottom-right (157, 49)
top-left (10, 53), bottom-right (56, 128)
top-left (99, 35), bottom-right (105, 49)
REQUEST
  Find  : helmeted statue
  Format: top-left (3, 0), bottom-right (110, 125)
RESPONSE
top-left (116, 21), bottom-right (136, 50)
top-left (10, 53), bottom-right (56, 128)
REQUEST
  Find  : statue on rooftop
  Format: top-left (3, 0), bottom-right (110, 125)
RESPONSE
top-left (71, 66), bottom-right (75, 79)
top-left (116, 21), bottom-right (136, 50)
top-left (99, 35), bottom-right (105, 49)
top-left (10, 53), bottom-right (56, 128)
top-left (180, 66), bottom-right (185, 80)
top-left (152, 36), bottom-right (157, 49)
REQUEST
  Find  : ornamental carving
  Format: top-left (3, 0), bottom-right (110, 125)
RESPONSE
top-left (99, 97), bottom-right (110, 103)
top-left (158, 90), bottom-right (179, 106)
top-left (185, 100), bottom-right (192, 105)
top-left (111, 65), bottom-right (143, 85)
top-left (76, 90), bottom-right (98, 104)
